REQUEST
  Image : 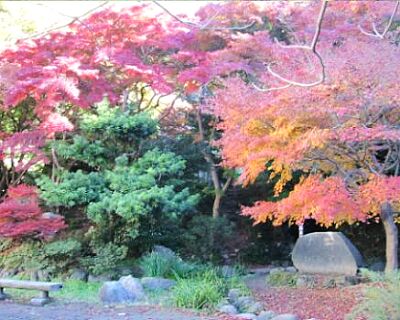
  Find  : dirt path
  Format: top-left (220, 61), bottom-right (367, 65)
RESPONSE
top-left (0, 301), bottom-right (217, 320)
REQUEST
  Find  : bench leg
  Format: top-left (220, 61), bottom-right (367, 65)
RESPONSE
top-left (0, 287), bottom-right (9, 300)
top-left (30, 291), bottom-right (51, 306)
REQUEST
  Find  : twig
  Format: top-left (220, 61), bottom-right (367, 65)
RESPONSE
top-left (358, 1), bottom-right (399, 39)
top-left (153, 1), bottom-right (255, 31)
top-left (21, 1), bottom-right (109, 40)
top-left (253, 0), bottom-right (328, 92)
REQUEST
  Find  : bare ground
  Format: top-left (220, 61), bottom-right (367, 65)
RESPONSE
top-left (0, 301), bottom-right (217, 320)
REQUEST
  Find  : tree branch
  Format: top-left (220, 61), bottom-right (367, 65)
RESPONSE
top-left (358, 1), bottom-right (399, 39)
top-left (153, 1), bottom-right (255, 31)
top-left (253, 0), bottom-right (328, 92)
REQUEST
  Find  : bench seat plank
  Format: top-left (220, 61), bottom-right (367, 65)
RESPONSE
top-left (0, 279), bottom-right (63, 291)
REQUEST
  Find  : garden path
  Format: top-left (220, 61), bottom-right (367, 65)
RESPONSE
top-left (0, 301), bottom-right (217, 320)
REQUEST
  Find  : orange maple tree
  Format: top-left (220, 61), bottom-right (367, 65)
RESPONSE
top-left (211, 1), bottom-right (400, 271)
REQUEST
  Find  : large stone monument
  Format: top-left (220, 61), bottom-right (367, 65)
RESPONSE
top-left (291, 232), bottom-right (364, 276)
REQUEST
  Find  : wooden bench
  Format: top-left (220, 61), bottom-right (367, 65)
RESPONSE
top-left (0, 279), bottom-right (63, 306)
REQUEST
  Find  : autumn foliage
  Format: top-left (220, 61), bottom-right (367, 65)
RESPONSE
top-left (0, 184), bottom-right (66, 239)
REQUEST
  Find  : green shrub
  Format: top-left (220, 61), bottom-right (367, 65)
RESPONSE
top-left (181, 215), bottom-right (236, 263)
top-left (347, 271), bottom-right (400, 320)
top-left (173, 269), bottom-right (225, 309)
top-left (139, 251), bottom-right (200, 279)
top-left (0, 239), bottom-right (83, 276)
top-left (266, 271), bottom-right (298, 287)
top-left (80, 242), bottom-right (128, 276)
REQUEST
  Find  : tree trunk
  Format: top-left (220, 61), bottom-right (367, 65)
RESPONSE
top-left (381, 202), bottom-right (398, 273)
top-left (195, 109), bottom-right (232, 219)
top-left (212, 193), bottom-right (222, 219)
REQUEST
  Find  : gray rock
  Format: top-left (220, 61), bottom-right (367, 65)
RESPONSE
top-left (218, 304), bottom-right (239, 315)
top-left (116, 267), bottom-right (133, 277)
top-left (249, 267), bottom-right (271, 275)
top-left (246, 302), bottom-right (264, 314)
top-left (88, 274), bottom-right (113, 282)
top-left (236, 296), bottom-right (256, 312)
top-left (285, 267), bottom-right (297, 273)
top-left (237, 313), bottom-right (257, 320)
top-left (296, 275), bottom-right (316, 288)
top-left (228, 288), bottom-right (242, 304)
top-left (141, 277), bottom-right (176, 290)
top-left (152, 245), bottom-right (176, 258)
top-left (271, 314), bottom-right (299, 320)
top-left (118, 275), bottom-right (145, 301)
top-left (257, 311), bottom-right (276, 320)
top-left (292, 232), bottom-right (364, 276)
top-left (30, 297), bottom-right (51, 306)
top-left (42, 212), bottom-right (62, 219)
top-left (99, 281), bottom-right (132, 304)
top-left (69, 268), bottom-right (88, 281)
top-left (269, 267), bottom-right (285, 275)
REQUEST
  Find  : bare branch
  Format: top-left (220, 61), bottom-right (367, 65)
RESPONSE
top-left (21, 2), bottom-right (109, 41)
top-left (253, 0), bottom-right (328, 92)
top-left (153, 0), bottom-right (255, 31)
top-left (358, 1), bottom-right (399, 39)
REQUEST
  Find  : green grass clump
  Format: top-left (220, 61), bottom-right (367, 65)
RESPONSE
top-left (266, 271), bottom-right (297, 287)
top-left (173, 269), bottom-right (225, 310)
top-left (172, 267), bottom-right (249, 310)
top-left (347, 271), bottom-right (400, 320)
top-left (139, 251), bottom-right (200, 279)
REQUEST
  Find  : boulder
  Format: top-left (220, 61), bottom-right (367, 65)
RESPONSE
top-left (218, 304), bottom-right (239, 315)
top-left (292, 232), bottom-right (364, 276)
top-left (141, 277), bottom-right (176, 290)
top-left (69, 268), bottom-right (88, 282)
top-left (152, 245), bottom-right (176, 258)
top-left (271, 314), bottom-right (299, 320)
top-left (118, 275), bottom-right (145, 301)
top-left (99, 281), bottom-right (132, 304)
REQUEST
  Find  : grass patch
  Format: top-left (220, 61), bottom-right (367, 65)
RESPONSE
top-left (266, 271), bottom-right (297, 287)
top-left (4, 279), bottom-right (101, 303)
top-left (347, 270), bottom-right (400, 320)
top-left (172, 267), bottom-right (250, 310)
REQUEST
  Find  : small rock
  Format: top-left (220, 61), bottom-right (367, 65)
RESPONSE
top-left (285, 267), bottom-right (297, 273)
top-left (237, 313), bottom-right (257, 320)
top-left (117, 267), bottom-right (133, 277)
top-left (69, 268), bottom-right (88, 282)
top-left (118, 275), bottom-right (145, 301)
top-left (141, 277), bottom-right (176, 290)
top-left (246, 302), bottom-right (264, 314)
top-left (271, 314), bottom-right (299, 320)
top-left (228, 288), bottom-right (242, 304)
top-left (269, 267), bottom-right (285, 275)
top-left (218, 304), bottom-right (239, 315)
top-left (257, 311), bottom-right (276, 320)
top-left (30, 297), bottom-right (51, 306)
top-left (296, 275), bottom-right (316, 288)
top-left (249, 267), bottom-right (271, 275)
top-left (99, 281), bottom-right (132, 304)
top-left (236, 296), bottom-right (256, 311)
